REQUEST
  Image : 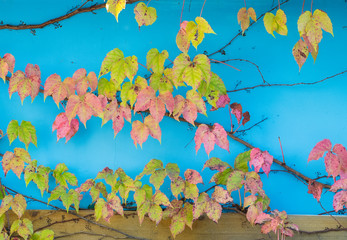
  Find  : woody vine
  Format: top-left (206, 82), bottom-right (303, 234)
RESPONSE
top-left (0, 0), bottom-right (346, 239)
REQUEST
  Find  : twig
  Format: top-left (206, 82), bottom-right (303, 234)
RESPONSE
top-left (4, 186), bottom-right (147, 240)
top-left (318, 201), bottom-right (344, 227)
top-left (202, 184), bottom-right (218, 193)
top-left (318, 208), bottom-right (347, 215)
top-left (55, 231), bottom-right (129, 239)
top-left (138, 62), bottom-right (152, 73)
top-left (210, 59), bottom-right (241, 71)
top-left (235, 117), bottom-right (268, 135)
top-left (227, 70), bottom-right (347, 93)
top-left (207, 0), bottom-right (291, 58)
top-left (0, 0), bottom-right (141, 30)
top-left (278, 137), bottom-right (285, 164)
top-left (34, 215), bottom-right (93, 232)
top-left (298, 228), bottom-right (347, 235)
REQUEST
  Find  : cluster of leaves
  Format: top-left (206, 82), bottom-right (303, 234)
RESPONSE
top-left (1, 127), bottom-right (298, 239)
top-left (307, 139), bottom-right (347, 211)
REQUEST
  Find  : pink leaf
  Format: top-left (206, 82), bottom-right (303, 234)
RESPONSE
top-left (307, 180), bottom-right (323, 202)
top-left (134, 86), bottom-right (156, 112)
top-left (159, 91), bottom-right (175, 114)
top-left (333, 144), bottom-right (347, 179)
top-left (230, 102), bottom-right (243, 125)
top-left (184, 169), bottom-right (203, 184)
top-left (73, 69), bottom-right (98, 95)
top-left (212, 123), bottom-right (229, 152)
top-left (25, 64), bottom-right (41, 101)
top-left (130, 120), bottom-right (149, 148)
top-left (324, 152), bottom-right (340, 178)
top-left (44, 74), bottom-right (68, 107)
top-left (3, 53), bottom-right (15, 73)
top-left (149, 97), bottom-right (166, 123)
top-left (250, 148), bottom-right (264, 173)
top-left (182, 100), bottom-right (197, 125)
top-left (308, 139), bottom-right (332, 162)
top-left (194, 124), bottom-right (215, 156)
top-left (211, 94), bottom-right (230, 111)
top-left (144, 115), bottom-right (161, 143)
top-left (212, 186), bottom-right (233, 204)
top-left (333, 191), bottom-right (347, 212)
top-left (246, 204), bottom-right (261, 225)
top-left (52, 113), bottom-right (79, 143)
top-left (330, 179), bottom-right (347, 192)
top-left (255, 212), bottom-right (273, 224)
top-left (262, 151), bottom-right (273, 177)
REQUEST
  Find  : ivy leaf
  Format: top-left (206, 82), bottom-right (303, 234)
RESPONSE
top-left (0, 195), bottom-right (13, 216)
top-left (206, 200), bottom-right (222, 223)
top-left (324, 152), bottom-right (340, 178)
top-left (130, 115), bottom-right (162, 148)
top-left (139, 159), bottom-right (163, 178)
top-left (150, 169), bottom-right (167, 190)
top-left (210, 168), bottom-right (232, 185)
top-left (98, 78), bottom-right (116, 99)
top-left (331, 179), bottom-right (347, 192)
top-left (30, 229), bottom-right (54, 240)
top-left (244, 172), bottom-right (264, 196)
top-left (308, 139), bottom-right (332, 162)
top-left (153, 191), bottom-right (171, 207)
top-left (176, 21), bottom-right (190, 53)
top-left (44, 74), bottom-right (75, 107)
top-left (148, 204), bottom-right (162, 225)
top-left (193, 192), bottom-right (209, 219)
top-left (172, 95), bottom-right (197, 125)
top-left (170, 213), bottom-right (186, 238)
top-left (333, 191), bottom-right (347, 212)
top-left (0, 58), bottom-right (9, 81)
top-left (203, 157), bottom-right (230, 172)
top-left (237, 7), bottom-right (257, 33)
top-left (106, 0), bottom-right (126, 22)
top-left (292, 39), bottom-right (309, 71)
top-left (121, 76), bottom-right (148, 107)
top-left (90, 182), bottom-right (108, 202)
top-left (171, 176), bottom-right (185, 198)
top-left (186, 90), bottom-right (207, 116)
top-left (212, 186), bottom-right (233, 204)
top-left (11, 218), bottom-right (33, 240)
top-left (263, 9), bottom-right (288, 37)
top-left (53, 163), bottom-right (78, 188)
top-left (184, 181), bottom-right (199, 200)
top-left (66, 93), bottom-right (103, 128)
top-left (230, 102), bottom-right (243, 125)
top-left (52, 112), bottom-right (79, 143)
top-left (226, 170), bottom-right (244, 192)
top-left (147, 49), bottom-right (168, 74)
top-left (11, 194), bottom-right (26, 219)
top-left (134, 2), bottom-right (157, 28)
top-left (9, 64), bottom-right (41, 103)
top-left (250, 148), bottom-right (273, 176)
top-left (72, 69), bottom-right (97, 95)
top-left (165, 163), bottom-right (180, 181)
top-left (211, 94), bottom-right (230, 111)
top-left (184, 169), bottom-right (203, 185)
top-left (234, 150), bottom-right (251, 173)
top-left (313, 9), bottom-right (333, 36)
top-left (307, 180), bottom-right (323, 202)
top-left (107, 192), bottom-right (124, 216)
top-left (194, 123), bottom-right (229, 156)
top-left (2, 148), bottom-right (31, 178)
top-left (298, 11), bottom-right (312, 36)
top-left (0, 54), bottom-right (14, 81)
top-left (134, 86), bottom-right (156, 112)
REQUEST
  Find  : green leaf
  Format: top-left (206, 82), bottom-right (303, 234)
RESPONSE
top-left (184, 181), bottom-right (199, 200)
top-left (30, 229), bottom-right (54, 240)
top-left (138, 159), bottom-right (163, 179)
top-left (2, 148), bottom-right (31, 178)
top-left (134, 188), bottom-right (147, 207)
top-left (0, 195), bottom-right (13, 216)
top-left (194, 54), bottom-right (211, 85)
top-left (150, 169), bottom-right (167, 190)
top-left (124, 56), bottom-right (138, 81)
top-left (134, 2), bottom-right (157, 28)
top-left (17, 218), bottom-right (33, 240)
top-left (171, 176), bottom-right (185, 198)
top-left (148, 204), bottom-right (162, 225)
top-left (226, 170), bottom-right (245, 192)
top-left (18, 121), bottom-right (37, 149)
top-left (0, 215), bottom-right (5, 232)
top-left (106, 0), bottom-right (126, 22)
top-left (137, 201), bottom-right (150, 225)
top-left (203, 157), bottom-right (230, 172)
top-left (153, 191), bottom-right (171, 206)
top-left (165, 163), bottom-right (180, 181)
top-left (234, 150), bottom-right (251, 173)
top-left (90, 182), bottom-right (108, 202)
top-left (98, 78), bottom-right (117, 99)
top-left (170, 213), bottom-right (185, 238)
top-left (7, 120), bottom-right (19, 145)
top-left (210, 168), bottom-right (232, 185)
top-left (53, 163), bottom-right (78, 188)
top-left (94, 198), bottom-right (106, 221)
top-left (146, 49), bottom-right (168, 74)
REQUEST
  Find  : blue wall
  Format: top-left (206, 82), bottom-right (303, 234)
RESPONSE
top-left (0, 0), bottom-right (346, 214)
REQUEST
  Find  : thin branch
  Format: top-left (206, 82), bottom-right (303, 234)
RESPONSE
top-left (227, 70), bottom-right (347, 93)
top-left (278, 137), bottom-right (285, 164)
top-left (210, 59), bottom-right (241, 71)
top-left (298, 228), bottom-right (347, 235)
top-left (200, 0), bottom-right (207, 17)
top-left (318, 208), bottom-right (347, 215)
top-left (0, 0), bottom-right (141, 30)
top-left (235, 117), bottom-right (268, 135)
top-left (34, 215), bottom-right (93, 232)
top-left (207, 0), bottom-right (291, 58)
top-left (55, 231), bottom-right (129, 239)
top-left (4, 186), bottom-right (147, 240)
top-left (318, 201), bottom-right (344, 227)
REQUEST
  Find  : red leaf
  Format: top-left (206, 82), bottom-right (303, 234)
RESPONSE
top-left (212, 123), bottom-right (229, 152)
top-left (250, 148), bottom-right (264, 173)
top-left (255, 212), bottom-right (273, 224)
top-left (324, 152), bottom-right (340, 178)
top-left (333, 191), bottom-right (347, 212)
top-left (134, 86), bottom-right (156, 112)
top-left (262, 151), bottom-right (273, 177)
top-left (308, 139), bottom-right (332, 162)
top-left (307, 180), bottom-right (323, 202)
top-left (333, 144), bottom-right (347, 179)
top-left (52, 113), bottom-right (79, 143)
top-left (230, 103), bottom-right (243, 125)
top-left (184, 169), bottom-right (203, 184)
top-left (73, 68), bottom-right (98, 95)
top-left (242, 111), bottom-right (250, 125)
top-left (194, 124), bottom-right (215, 156)
top-left (25, 64), bottom-right (41, 100)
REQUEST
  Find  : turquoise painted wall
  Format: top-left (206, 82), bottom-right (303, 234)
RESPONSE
top-left (0, 0), bottom-right (346, 214)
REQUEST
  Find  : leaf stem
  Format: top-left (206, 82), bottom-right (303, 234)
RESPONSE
top-left (278, 0), bottom-right (281, 9)
top-left (228, 105), bottom-right (233, 132)
top-left (278, 137), bottom-right (285, 164)
top-left (311, 0), bottom-right (313, 12)
top-left (200, 0), bottom-right (207, 17)
top-left (302, 0), bottom-right (305, 13)
top-left (244, 0), bottom-right (247, 8)
top-left (146, 0), bottom-right (152, 7)
top-left (180, 0), bottom-right (186, 25)
top-left (238, 189), bottom-right (242, 208)
top-left (210, 59), bottom-right (241, 71)
top-left (0, 133), bottom-right (7, 140)
top-left (138, 62), bottom-right (152, 73)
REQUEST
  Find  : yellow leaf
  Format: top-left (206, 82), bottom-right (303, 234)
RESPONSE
top-left (306, 19), bottom-right (323, 51)
top-left (237, 7), bottom-right (249, 33)
top-left (297, 11), bottom-right (312, 36)
top-left (292, 39), bottom-right (309, 71)
top-left (106, 0), bottom-right (126, 22)
top-left (313, 9), bottom-right (333, 36)
top-left (263, 12), bottom-right (276, 37)
top-left (247, 7), bottom-right (257, 22)
top-left (196, 17), bottom-right (215, 34)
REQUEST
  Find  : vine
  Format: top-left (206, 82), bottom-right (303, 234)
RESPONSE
top-left (0, 0), bottom-right (345, 239)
